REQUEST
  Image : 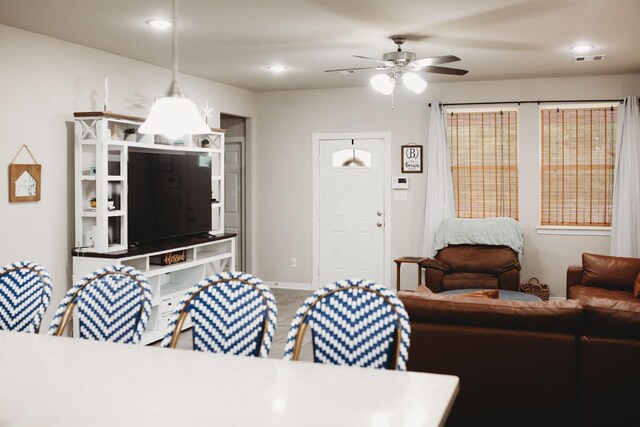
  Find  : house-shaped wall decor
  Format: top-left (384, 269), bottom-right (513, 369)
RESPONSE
top-left (15, 171), bottom-right (37, 197)
top-left (9, 164), bottom-right (41, 202)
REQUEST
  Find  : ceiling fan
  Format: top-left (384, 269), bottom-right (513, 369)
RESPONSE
top-left (325, 35), bottom-right (468, 95)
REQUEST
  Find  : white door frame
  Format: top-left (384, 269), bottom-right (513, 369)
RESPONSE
top-left (225, 137), bottom-right (246, 271)
top-left (312, 132), bottom-right (392, 288)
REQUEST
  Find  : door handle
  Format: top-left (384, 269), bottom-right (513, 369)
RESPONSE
top-left (376, 211), bottom-right (382, 216)
top-left (377, 222), bottom-right (383, 227)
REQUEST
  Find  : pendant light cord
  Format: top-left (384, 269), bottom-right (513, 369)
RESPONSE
top-left (172, 0), bottom-right (178, 83)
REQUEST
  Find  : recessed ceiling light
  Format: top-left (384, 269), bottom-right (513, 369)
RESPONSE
top-left (268, 65), bottom-right (287, 73)
top-left (571, 44), bottom-right (594, 53)
top-left (146, 19), bottom-right (172, 30)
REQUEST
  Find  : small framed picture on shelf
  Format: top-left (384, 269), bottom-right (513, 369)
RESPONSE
top-left (401, 144), bottom-right (423, 173)
top-left (154, 135), bottom-right (169, 145)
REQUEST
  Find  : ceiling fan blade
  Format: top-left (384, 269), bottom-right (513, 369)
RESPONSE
top-left (414, 55), bottom-right (461, 66)
top-left (353, 55), bottom-right (387, 64)
top-left (324, 66), bottom-right (386, 73)
top-left (422, 65), bottom-right (469, 76)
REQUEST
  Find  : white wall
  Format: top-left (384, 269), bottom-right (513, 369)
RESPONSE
top-left (256, 73), bottom-right (640, 296)
top-left (1, 22), bottom-right (638, 324)
top-left (0, 24), bottom-right (258, 329)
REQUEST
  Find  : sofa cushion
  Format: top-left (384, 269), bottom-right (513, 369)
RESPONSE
top-left (634, 273), bottom-right (640, 298)
top-left (581, 253), bottom-right (640, 291)
top-left (436, 245), bottom-right (520, 274)
top-left (398, 292), bottom-right (583, 334)
top-left (442, 273), bottom-right (498, 290)
top-left (568, 285), bottom-right (638, 303)
top-left (581, 297), bottom-right (640, 340)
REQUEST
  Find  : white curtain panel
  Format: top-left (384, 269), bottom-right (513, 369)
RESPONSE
top-left (611, 96), bottom-right (640, 257)
top-left (421, 103), bottom-right (455, 257)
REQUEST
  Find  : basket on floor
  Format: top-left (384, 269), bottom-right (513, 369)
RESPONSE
top-left (520, 277), bottom-right (550, 301)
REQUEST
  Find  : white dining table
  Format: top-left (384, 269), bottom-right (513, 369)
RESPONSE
top-left (0, 331), bottom-right (458, 427)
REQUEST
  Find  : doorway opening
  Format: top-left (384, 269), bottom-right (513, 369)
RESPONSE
top-left (220, 113), bottom-right (247, 271)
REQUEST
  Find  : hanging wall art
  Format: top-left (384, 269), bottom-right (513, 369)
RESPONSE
top-left (401, 143), bottom-right (423, 173)
top-left (8, 144), bottom-right (41, 202)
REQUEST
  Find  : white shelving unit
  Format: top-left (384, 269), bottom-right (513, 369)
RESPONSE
top-left (72, 111), bottom-right (233, 345)
top-left (73, 112), bottom-right (226, 252)
top-left (72, 236), bottom-right (235, 345)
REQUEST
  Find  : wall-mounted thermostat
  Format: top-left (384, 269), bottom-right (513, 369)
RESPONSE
top-left (392, 176), bottom-right (409, 189)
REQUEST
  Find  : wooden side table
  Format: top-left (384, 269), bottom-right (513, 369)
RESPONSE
top-left (394, 256), bottom-right (427, 291)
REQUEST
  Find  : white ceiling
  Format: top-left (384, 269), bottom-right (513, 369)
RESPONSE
top-left (1, 0), bottom-right (639, 92)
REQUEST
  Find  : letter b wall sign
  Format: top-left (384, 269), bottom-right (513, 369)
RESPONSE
top-left (401, 144), bottom-right (422, 173)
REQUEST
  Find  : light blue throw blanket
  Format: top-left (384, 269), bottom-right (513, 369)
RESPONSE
top-left (433, 218), bottom-right (524, 259)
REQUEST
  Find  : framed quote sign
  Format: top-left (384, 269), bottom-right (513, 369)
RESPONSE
top-left (401, 144), bottom-right (423, 173)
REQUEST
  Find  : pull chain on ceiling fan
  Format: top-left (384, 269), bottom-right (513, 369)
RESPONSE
top-left (325, 35), bottom-right (469, 95)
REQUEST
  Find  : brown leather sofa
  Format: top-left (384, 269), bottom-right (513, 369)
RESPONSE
top-left (566, 253), bottom-right (640, 426)
top-left (399, 282), bottom-right (640, 427)
top-left (420, 245), bottom-right (520, 293)
top-left (398, 292), bottom-right (582, 426)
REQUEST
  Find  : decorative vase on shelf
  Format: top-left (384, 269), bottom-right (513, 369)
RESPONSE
top-left (124, 129), bottom-right (137, 142)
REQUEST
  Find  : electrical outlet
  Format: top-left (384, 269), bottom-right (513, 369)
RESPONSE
top-left (289, 258), bottom-right (297, 268)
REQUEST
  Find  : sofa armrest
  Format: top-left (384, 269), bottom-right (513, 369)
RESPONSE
top-left (566, 265), bottom-right (583, 295)
top-left (419, 258), bottom-right (450, 272)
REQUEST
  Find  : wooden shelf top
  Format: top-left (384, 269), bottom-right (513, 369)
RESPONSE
top-left (74, 111), bottom-right (145, 121)
top-left (73, 111), bottom-right (226, 133)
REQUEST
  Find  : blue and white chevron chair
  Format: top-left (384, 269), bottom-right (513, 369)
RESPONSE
top-left (283, 279), bottom-right (411, 370)
top-left (48, 265), bottom-right (151, 344)
top-left (0, 261), bottom-right (52, 333)
top-left (161, 272), bottom-right (277, 357)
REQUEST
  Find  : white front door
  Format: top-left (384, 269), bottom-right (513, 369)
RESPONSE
top-left (318, 138), bottom-right (385, 285)
top-left (224, 139), bottom-right (243, 269)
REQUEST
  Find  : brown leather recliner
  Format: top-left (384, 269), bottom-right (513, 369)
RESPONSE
top-left (420, 244), bottom-right (520, 293)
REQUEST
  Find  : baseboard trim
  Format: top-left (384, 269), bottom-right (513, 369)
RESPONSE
top-left (264, 281), bottom-right (313, 291)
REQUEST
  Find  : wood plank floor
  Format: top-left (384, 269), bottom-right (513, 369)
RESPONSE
top-left (151, 289), bottom-right (314, 361)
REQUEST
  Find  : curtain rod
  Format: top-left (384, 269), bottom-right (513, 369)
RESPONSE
top-left (427, 98), bottom-right (623, 107)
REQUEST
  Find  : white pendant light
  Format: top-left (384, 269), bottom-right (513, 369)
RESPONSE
top-left (140, 0), bottom-right (210, 139)
top-left (370, 73), bottom-right (396, 95)
top-left (402, 72), bottom-right (427, 94)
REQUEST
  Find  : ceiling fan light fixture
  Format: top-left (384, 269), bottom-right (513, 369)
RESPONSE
top-left (402, 72), bottom-right (427, 94)
top-left (140, 0), bottom-right (209, 139)
top-left (371, 73), bottom-right (395, 95)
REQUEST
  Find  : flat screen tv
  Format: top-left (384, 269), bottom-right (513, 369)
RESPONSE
top-left (128, 149), bottom-right (212, 246)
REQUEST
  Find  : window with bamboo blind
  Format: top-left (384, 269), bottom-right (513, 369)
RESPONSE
top-left (540, 106), bottom-right (617, 227)
top-left (447, 110), bottom-right (519, 219)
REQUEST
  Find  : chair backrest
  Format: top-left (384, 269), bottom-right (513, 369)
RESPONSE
top-left (283, 279), bottom-right (411, 371)
top-left (0, 261), bottom-right (52, 333)
top-left (161, 272), bottom-right (277, 357)
top-left (436, 245), bottom-right (520, 273)
top-left (48, 265), bottom-right (151, 344)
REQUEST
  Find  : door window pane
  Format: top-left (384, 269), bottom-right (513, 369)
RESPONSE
top-left (332, 149), bottom-right (372, 168)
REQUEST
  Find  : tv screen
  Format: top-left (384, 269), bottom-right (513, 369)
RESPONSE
top-left (128, 149), bottom-right (212, 246)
